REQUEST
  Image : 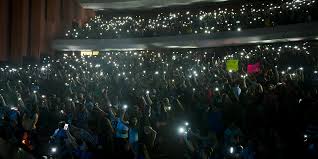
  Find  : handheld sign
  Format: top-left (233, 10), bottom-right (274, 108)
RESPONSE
top-left (226, 60), bottom-right (239, 72)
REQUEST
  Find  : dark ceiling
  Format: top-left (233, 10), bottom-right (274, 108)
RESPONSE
top-left (79, 0), bottom-right (237, 10)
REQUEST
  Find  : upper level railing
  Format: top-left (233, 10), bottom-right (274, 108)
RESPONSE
top-left (62, 0), bottom-right (317, 39)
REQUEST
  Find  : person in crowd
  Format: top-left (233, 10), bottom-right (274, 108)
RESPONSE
top-left (0, 41), bottom-right (317, 159)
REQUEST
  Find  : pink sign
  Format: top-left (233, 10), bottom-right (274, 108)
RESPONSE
top-left (247, 62), bottom-right (260, 74)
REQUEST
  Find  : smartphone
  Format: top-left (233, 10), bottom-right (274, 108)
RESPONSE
top-left (64, 124), bottom-right (69, 130)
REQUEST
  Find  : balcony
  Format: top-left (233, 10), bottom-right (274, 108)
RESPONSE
top-left (53, 22), bottom-right (318, 51)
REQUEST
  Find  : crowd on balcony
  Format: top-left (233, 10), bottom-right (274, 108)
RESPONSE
top-left (0, 41), bottom-right (317, 159)
top-left (63, 0), bottom-right (316, 39)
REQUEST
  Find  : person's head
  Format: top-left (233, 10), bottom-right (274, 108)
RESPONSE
top-left (130, 117), bottom-right (138, 126)
top-left (76, 102), bottom-right (85, 111)
top-left (78, 93), bottom-right (84, 101)
top-left (229, 122), bottom-right (237, 129)
top-left (58, 121), bottom-right (66, 129)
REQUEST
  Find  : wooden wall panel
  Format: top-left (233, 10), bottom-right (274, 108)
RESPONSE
top-left (0, 0), bottom-right (9, 62)
top-left (30, 0), bottom-right (44, 61)
top-left (0, 0), bottom-right (95, 63)
top-left (10, 0), bottom-right (29, 63)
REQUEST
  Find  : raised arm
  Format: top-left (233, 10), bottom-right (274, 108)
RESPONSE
top-left (65, 129), bottom-right (79, 148)
top-left (102, 88), bottom-right (112, 107)
top-left (6, 81), bottom-right (12, 92)
top-left (183, 135), bottom-right (195, 153)
top-left (145, 94), bottom-right (153, 106)
top-left (175, 98), bottom-right (185, 112)
top-left (0, 94), bottom-right (7, 107)
top-left (274, 66), bottom-right (279, 83)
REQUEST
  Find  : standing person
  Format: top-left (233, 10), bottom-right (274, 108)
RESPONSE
top-left (129, 117), bottom-right (139, 155)
top-left (0, 94), bottom-right (10, 140)
top-left (112, 107), bottom-right (136, 159)
top-left (75, 102), bottom-right (88, 130)
top-left (22, 102), bottom-right (39, 154)
top-left (114, 106), bottom-right (130, 155)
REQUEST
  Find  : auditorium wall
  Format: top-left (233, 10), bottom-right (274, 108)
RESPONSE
top-left (0, 0), bottom-right (95, 64)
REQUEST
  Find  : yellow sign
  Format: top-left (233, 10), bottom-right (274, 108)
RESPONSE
top-left (81, 51), bottom-right (92, 56)
top-left (226, 60), bottom-right (239, 72)
top-left (92, 51), bottom-right (99, 56)
top-left (81, 51), bottom-right (99, 56)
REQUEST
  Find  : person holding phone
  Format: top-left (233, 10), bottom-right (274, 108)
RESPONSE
top-left (51, 121), bottom-right (68, 143)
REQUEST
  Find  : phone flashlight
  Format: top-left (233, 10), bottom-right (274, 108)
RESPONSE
top-left (64, 124), bottom-right (69, 130)
top-left (229, 147), bottom-right (234, 154)
top-left (123, 104), bottom-right (128, 109)
top-left (178, 127), bottom-right (185, 134)
top-left (51, 147), bottom-right (57, 153)
top-left (11, 107), bottom-right (18, 111)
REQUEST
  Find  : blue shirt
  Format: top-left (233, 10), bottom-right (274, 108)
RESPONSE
top-left (129, 127), bottom-right (139, 144)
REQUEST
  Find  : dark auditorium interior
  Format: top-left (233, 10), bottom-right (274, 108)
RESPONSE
top-left (0, 0), bottom-right (318, 159)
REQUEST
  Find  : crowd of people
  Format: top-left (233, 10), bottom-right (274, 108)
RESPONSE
top-left (0, 41), bottom-right (318, 159)
top-left (64, 0), bottom-right (316, 39)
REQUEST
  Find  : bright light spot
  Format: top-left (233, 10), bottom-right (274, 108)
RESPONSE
top-left (51, 147), bottom-right (57, 153)
top-left (178, 127), bottom-right (185, 134)
top-left (229, 147), bottom-right (234, 154)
